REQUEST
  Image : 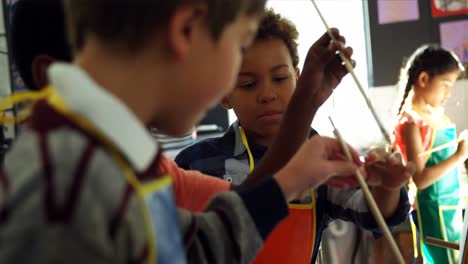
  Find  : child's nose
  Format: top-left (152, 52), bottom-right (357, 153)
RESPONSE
top-left (258, 85), bottom-right (277, 103)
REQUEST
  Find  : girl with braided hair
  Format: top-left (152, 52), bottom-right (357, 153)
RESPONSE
top-left (393, 45), bottom-right (468, 264)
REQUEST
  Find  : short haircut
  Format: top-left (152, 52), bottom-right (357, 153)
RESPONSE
top-left (63, 0), bottom-right (266, 52)
top-left (256, 9), bottom-right (299, 68)
top-left (10, 0), bottom-right (72, 90)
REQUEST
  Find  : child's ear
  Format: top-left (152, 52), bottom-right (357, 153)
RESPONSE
top-left (32, 55), bottom-right (56, 89)
top-left (416, 71), bottom-right (430, 88)
top-left (221, 97), bottom-right (233, 110)
top-left (295, 67), bottom-right (301, 79)
top-left (167, 5), bottom-right (206, 61)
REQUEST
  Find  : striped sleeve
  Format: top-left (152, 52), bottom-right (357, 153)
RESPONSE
top-left (324, 186), bottom-right (410, 234)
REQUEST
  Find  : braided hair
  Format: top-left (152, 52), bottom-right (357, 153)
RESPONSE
top-left (396, 45), bottom-right (464, 116)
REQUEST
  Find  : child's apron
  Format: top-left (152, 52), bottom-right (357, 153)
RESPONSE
top-left (240, 127), bottom-right (316, 264)
top-left (415, 113), bottom-right (461, 264)
top-left (46, 87), bottom-right (186, 264)
top-left (251, 199), bottom-right (316, 264)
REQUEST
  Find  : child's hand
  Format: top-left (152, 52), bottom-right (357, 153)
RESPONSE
top-left (274, 136), bottom-right (362, 201)
top-left (297, 28), bottom-right (355, 108)
top-left (364, 148), bottom-right (415, 191)
top-left (459, 129), bottom-right (468, 141)
top-left (456, 139), bottom-right (468, 161)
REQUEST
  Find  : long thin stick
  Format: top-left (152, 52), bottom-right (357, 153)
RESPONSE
top-left (418, 140), bottom-right (458, 158)
top-left (329, 117), bottom-right (405, 264)
top-left (311, 0), bottom-right (391, 146)
top-left (426, 236), bottom-right (459, 250)
top-left (419, 129), bottom-right (468, 157)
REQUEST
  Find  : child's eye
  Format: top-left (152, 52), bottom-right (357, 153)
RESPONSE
top-left (238, 81), bottom-right (256, 89)
top-left (274, 76), bottom-right (288, 83)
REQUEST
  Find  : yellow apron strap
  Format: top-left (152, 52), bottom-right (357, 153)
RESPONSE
top-left (310, 192), bottom-right (317, 260)
top-left (46, 88), bottom-right (158, 263)
top-left (410, 213), bottom-right (419, 258)
top-left (0, 107), bottom-right (31, 124)
top-left (240, 125), bottom-right (317, 259)
top-left (0, 87), bottom-right (53, 124)
top-left (110, 150), bottom-right (158, 264)
top-left (239, 126), bottom-right (255, 173)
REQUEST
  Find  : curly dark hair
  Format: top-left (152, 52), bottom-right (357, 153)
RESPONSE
top-left (256, 9), bottom-right (299, 68)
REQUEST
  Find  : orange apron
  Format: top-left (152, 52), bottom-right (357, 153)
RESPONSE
top-left (240, 127), bottom-right (316, 264)
top-left (252, 198), bottom-right (316, 264)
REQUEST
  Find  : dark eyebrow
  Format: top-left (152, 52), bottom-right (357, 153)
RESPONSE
top-left (238, 72), bottom-right (256, 77)
top-left (238, 65), bottom-right (290, 77)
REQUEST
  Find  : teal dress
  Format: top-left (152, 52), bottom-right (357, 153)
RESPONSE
top-left (416, 121), bottom-right (461, 264)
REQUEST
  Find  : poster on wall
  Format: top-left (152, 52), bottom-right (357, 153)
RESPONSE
top-left (432, 0), bottom-right (468, 17)
top-left (440, 20), bottom-right (468, 63)
top-left (377, 0), bottom-right (420, 25)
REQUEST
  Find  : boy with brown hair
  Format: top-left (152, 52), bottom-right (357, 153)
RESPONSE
top-left (0, 1), bottom-right (371, 263)
top-left (8, 0), bottom-right (232, 213)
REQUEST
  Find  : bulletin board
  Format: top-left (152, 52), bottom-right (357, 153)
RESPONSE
top-left (365, 0), bottom-right (468, 87)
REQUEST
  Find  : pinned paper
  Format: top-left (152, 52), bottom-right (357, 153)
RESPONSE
top-left (378, 0), bottom-right (420, 25)
top-left (440, 20), bottom-right (468, 63)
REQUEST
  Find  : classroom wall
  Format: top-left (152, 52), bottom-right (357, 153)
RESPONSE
top-left (366, 0), bottom-right (468, 86)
